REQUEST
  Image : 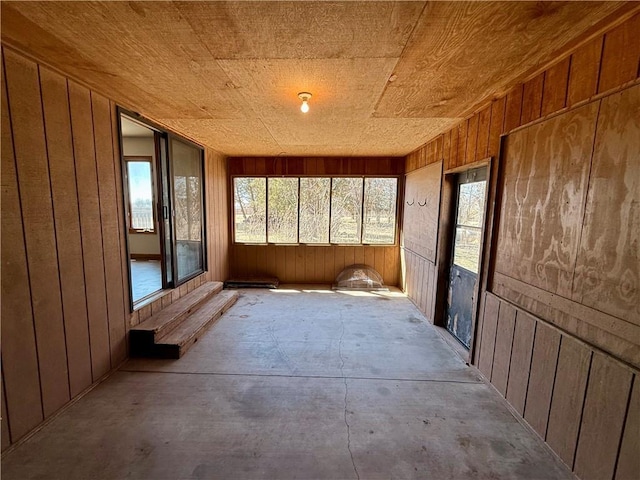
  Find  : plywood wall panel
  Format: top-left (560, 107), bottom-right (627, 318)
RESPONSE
top-left (476, 105), bottom-right (491, 160)
top-left (567, 36), bottom-right (603, 107)
top-left (456, 121), bottom-right (467, 168)
top-left (465, 114), bottom-right (479, 164)
top-left (523, 322), bottom-right (560, 439)
top-left (448, 125), bottom-right (459, 170)
top-left (503, 84), bottom-right (523, 133)
top-left (1, 374), bottom-right (10, 450)
top-left (598, 13), bottom-right (640, 94)
top-left (574, 353), bottom-right (633, 480)
top-left (615, 377), bottom-right (640, 480)
top-left (0, 58), bottom-right (43, 442)
top-left (521, 73), bottom-right (544, 125)
top-left (39, 67), bottom-right (92, 398)
top-left (4, 50), bottom-right (70, 418)
top-left (478, 293), bottom-right (500, 379)
top-left (495, 101), bottom-right (599, 299)
top-left (68, 81), bottom-right (111, 380)
top-left (487, 97), bottom-right (506, 158)
top-left (506, 311), bottom-right (536, 415)
top-left (92, 92), bottom-right (127, 366)
top-left (572, 85), bottom-right (640, 324)
top-left (545, 337), bottom-right (591, 468)
top-left (490, 302), bottom-right (516, 396)
top-left (541, 57), bottom-right (570, 117)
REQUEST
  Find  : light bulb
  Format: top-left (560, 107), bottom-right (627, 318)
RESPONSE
top-left (298, 92), bottom-right (312, 113)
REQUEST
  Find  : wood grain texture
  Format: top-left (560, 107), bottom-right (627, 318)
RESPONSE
top-left (567, 36), bottom-right (604, 107)
top-left (503, 84), bottom-right (523, 133)
top-left (478, 293), bottom-right (500, 379)
top-left (572, 85), bottom-right (640, 325)
top-left (456, 121), bottom-right (467, 169)
top-left (403, 162), bottom-right (442, 263)
top-left (574, 353), bottom-right (633, 480)
top-left (615, 376), bottom-right (640, 480)
top-left (541, 57), bottom-right (570, 117)
top-left (545, 336), bottom-right (591, 467)
top-left (520, 72), bottom-right (544, 125)
top-left (1, 373), bottom-right (10, 450)
top-left (495, 101), bottom-right (599, 299)
top-left (465, 114), bottom-right (478, 164)
top-left (0, 53), bottom-right (43, 442)
top-left (4, 49), bottom-right (70, 418)
top-left (487, 97), bottom-right (506, 158)
top-left (39, 67), bottom-right (92, 397)
top-left (524, 322), bottom-right (561, 439)
top-left (68, 80), bottom-right (111, 380)
top-left (475, 105), bottom-right (491, 160)
top-left (490, 302), bottom-right (516, 396)
top-left (506, 311), bottom-right (536, 415)
top-left (598, 13), bottom-right (640, 94)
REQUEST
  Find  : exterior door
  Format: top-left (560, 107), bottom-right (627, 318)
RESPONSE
top-left (445, 167), bottom-right (487, 348)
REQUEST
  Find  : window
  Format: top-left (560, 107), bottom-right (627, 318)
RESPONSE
top-left (125, 157), bottom-right (156, 233)
top-left (232, 177), bottom-right (398, 245)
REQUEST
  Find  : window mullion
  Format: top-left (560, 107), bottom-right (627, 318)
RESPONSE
top-left (359, 177), bottom-right (365, 244)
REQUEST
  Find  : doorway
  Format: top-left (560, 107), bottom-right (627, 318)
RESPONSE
top-left (445, 167), bottom-right (487, 348)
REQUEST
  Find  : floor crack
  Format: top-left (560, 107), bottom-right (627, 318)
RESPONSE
top-left (339, 311), bottom-right (360, 480)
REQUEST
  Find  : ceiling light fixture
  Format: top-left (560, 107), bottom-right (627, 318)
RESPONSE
top-left (298, 92), bottom-right (312, 113)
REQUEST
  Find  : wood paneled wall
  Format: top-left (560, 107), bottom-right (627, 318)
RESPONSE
top-left (401, 12), bottom-right (639, 479)
top-left (0, 47), bottom-right (229, 450)
top-left (228, 156), bottom-right (403, 285)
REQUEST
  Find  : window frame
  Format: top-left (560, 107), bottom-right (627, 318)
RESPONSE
top-left (124, 155), bottom-right (158, 235)
top-left (231, 175), bottom-right (400, 247)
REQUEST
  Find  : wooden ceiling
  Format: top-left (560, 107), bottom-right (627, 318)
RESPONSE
top-left (0, 1), bottom-right (630, 156)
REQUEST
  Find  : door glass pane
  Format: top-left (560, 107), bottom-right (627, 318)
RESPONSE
top-left (299, 178), bottom-right (330, 243)
top-left (127, 161), bottom-right (155, 231)
top-left (234, 178), bottom-right (266, 243)
top-left (457, 181), bottom-right (486, 227)
top-left (268, 178), bottom-right (298, 243)
top-left (330, 178), bottom-right (363, 244)
top-left (171, 138), bottom-right (204, 282)
top-left (453, 227), bottom-right (482, 273)
top-left (362, 178), bottom-right (397, 244)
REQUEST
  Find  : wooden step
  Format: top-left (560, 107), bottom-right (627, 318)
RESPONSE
top-left (150, 290), bottom-right (239, 359)
top-left (130, 281), bottom-right (222, 356)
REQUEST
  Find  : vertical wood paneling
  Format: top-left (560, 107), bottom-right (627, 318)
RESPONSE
top-left (521, 73), bottom-right (544, 125)
top-left (503, 84), bottom-right (523, 133)
top-left (448, 124), bottom-right (459, 170)
top-left (476, 105), bottom-right (491, 160)
top-left (567, 36), bottom-right (603, 106)
top-left (4, 50), bottom-right (70, 417)
top-left (456, 121), bottom-right (467, 168)
top-left (68, 80), bottom-right (111, 380)
top-left (1, 54), bottom-right (43, 441)
top-left (465, 114), bottom-right (479, 164)
top-left (92, 92), bottom-right (126, 366)
top-left (574, 353), bottom-right (633, 480)
top-left (615, 377), bottom-right (639, 480)
top-left (598, 13), bottom-right (640, 94)
top-left (39, 67), bottom-right (92, 397)
top-left (541, 57), bottom-right (570, 116)
top-left (478, 294), bottom-right (500, 378)
top-left (490, 302), bottom-right (516, 395)
top-left (546, 336), bottom-right (591, 468)
top-left (524, 322), bottom-right (561, 439)
top-left (506, 311), bottom-right (536, 415)
top-left (1, 373), bottom-right (10, 449)
top-left (487, 97), bottom-right (505, 158)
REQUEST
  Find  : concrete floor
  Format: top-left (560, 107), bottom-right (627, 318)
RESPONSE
top-left (2, 287), bottom-right (572, 480)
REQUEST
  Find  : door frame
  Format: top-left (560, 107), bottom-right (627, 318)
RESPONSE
top-left (434, 157), bottom-right (493, 362)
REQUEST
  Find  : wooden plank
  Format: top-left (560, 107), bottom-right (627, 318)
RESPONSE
top-left (0, 55), bottom-right (43, 441)
top-left (353, 245), bottom-right (364, 266)
top-left (323, 246), bottom-right (335, 284)
top-left (503, 84), bottom-right (523, 133)
top-left (374, 248), bottom-right (386, 286)
top-left (506, 311), bottom-right (536, 415)
top-left (4, 50), bottom-right (70, 417)
top-left (442, 131), bottom-right (451, 167)
top-left (275, 246), bottom-right (286, 283)
top-left (1, 372), bottom-right (10, 450)
top-left (598, 13), bottom-right (640, 93)
top-left (490, 302), bottom-right (516, 396)
top-left (545, 336), bottom-right (591, 467)
top-left (448, 125), bottom-right (459, 170)
top-left (364, 245), bottom-right (376, 271)
top-left (567, 36), bottom-right (604, 107)
top-left (305, 245), bottom-right (315, 282)
top-left (487, 97), bottom-right (506, 158)
top-left (92, 92), bottom-right (127, 366)
top-left (572, 85), bottom-right (640, 325)
top-left (477, 293), bottom-right (500, 379)
top-left (39, 67), bottom-right (92, 397)
top-left (475, 105), bottom-right (491, 160)
top-left (285, 245), bottom-right (296, 283)
top-left (520, 72), bottom-right (544, 125)
top-left (465, 114), bottom-right (479, 164)
top-left (541, 57), bottom-right (570, 117)
top-left (456, 121), bottom-right (467, 168)
top-left (416, 257), bottom-right (425, 313)
top-left (524, 322), bottom-right (561, 439)
top-left (574, 353), bottom-right (633, 480)
top-left (384, 247), bottom-right (397, 287)
top-left (615, 376), bottom-right (640, 480)
top-left (68, 80), bottom-right (111, 380)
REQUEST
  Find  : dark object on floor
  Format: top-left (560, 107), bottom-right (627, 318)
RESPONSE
top-left (224, 277), bottom-right (280, 289)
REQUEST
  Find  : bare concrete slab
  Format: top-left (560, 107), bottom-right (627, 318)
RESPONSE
top-left (1, 287), bottom-right (572, 479)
